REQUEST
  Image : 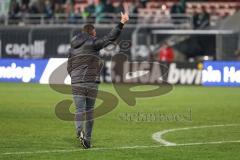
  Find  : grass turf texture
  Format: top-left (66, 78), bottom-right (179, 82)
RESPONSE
top-left (0, 83), bottom-right (240, 160)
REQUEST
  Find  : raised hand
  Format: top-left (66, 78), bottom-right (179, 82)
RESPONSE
top-left (120, 12), bottom-right (129, 24)
top-left (120, 3), bottom-right (129, 24)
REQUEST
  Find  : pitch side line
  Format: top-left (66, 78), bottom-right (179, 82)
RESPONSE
top-left (152, 124), bottom-right (240, 146)
top-left (2, 140), bottom-right (240, 156)
top-left (2, 124), bottom-right (240, 156)
top-left (1, 146), bottom-right (164, 155)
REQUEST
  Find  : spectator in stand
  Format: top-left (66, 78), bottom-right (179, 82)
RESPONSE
top-left (29, 0), bottom-right (45, 14)
top-left (171, 0), bottom-right (186, 15)
top-left (20, 3), bottom-right (29, 13)
top-left (19, 2), bottom-right (29, 20)
top-left (114, 1), bottom-right (123, 14)
top-left (54, 3), bottom-right (64, 14)
top-left (104, 0), bottom-right (115, 23)
top-left (53, 0), bottom-right (66, 14)
top-left (29, 1), bottom-right (38, 13)
top-left (17, 0), bottom-right (29, 15)
top-left (105, 0), bottom-right (115, 14)
top-left (131, 1), bottom-right (139, 14)
top-left (113, 2), bottom-right (124, 23)
top-left (192, 8), bottom-right (199, 29)
top-left (83, 0), bottom-right (95, 22)
top-left (170, 0), bottom-right (186, 24)
top-left (130, 0), bottom-right (139, 24)
top-left (53, 0), bottom-right (67, 4)
top-left (44, 0), bottom-right (54, 18)
top-left (9, 0), bottom-right (20, 18)
top-left (94, 0), bottom-right (105, 23)
top-left (158, 42), bottom-right (175, 62)
top-left (84, 0), bottom-right (95, 15)
top-left (64, 0), bottom-right (76, 23)
top-left (236, 49), bottom-right (240, 60)
top-left (197, 6), bottom-right (210, 28)
top-left (21, 0), bottom-right (29, 8)
top-left (139, 0), bottom-right (147, 8)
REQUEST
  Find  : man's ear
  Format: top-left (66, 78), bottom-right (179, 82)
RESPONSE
top-left (92, 30), bottom-right (96, 37)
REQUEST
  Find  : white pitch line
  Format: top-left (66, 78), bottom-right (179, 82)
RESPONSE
top-left (152, 124), bottom-right (240, 146)
top-left (1, 140), bottom-right (240, 155)
top-left (176, 140), bottom-right (240, 146)
top-left (2, 124), bottom-right (240, 156)
top-left (1, 146), bottom-right (163, 155)
top-left (2, 140), bottom-right (240, 156)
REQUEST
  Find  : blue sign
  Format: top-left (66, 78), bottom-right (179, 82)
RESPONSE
top-left (0, 59), bottom-right (48, 83)
top-left (202, 61), bottom-right (240, 86)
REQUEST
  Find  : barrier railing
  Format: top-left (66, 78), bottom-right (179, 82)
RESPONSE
top-left (0, 13), bottom-right (193, 28)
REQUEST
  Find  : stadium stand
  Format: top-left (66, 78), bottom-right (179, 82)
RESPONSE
top-left (0, 0), bottom-right (239, 61)
top-left (1, 0), bottom-right (239, 28)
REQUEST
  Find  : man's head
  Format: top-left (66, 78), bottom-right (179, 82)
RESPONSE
top-left (82, 24), bottom-right (96, 37)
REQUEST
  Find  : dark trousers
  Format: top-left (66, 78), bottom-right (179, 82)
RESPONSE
top-left (73, 83), bottom-right (98, 141)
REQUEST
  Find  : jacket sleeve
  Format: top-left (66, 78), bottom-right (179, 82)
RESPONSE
top-left (67, 51), bottom-right (72, 76)
top-left (93, 22), bottom-right (124, 50)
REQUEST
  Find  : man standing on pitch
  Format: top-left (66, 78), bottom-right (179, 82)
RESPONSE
top-left (67, 11), bottom-right (129, 149)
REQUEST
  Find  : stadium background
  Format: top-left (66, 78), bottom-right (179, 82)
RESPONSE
top-left (0, 0), bottom-right (240, 160)
top-left (0, 0), bottom-right (240, 86)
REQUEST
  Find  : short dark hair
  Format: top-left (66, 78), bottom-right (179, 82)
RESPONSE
top-left (82, 24), bottom-right (95, 36)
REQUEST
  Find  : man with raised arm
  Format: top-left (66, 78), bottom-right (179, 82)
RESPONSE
top-left (67, 11), bottom-right (129, 149)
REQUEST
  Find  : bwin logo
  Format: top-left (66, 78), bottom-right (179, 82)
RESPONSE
top-left (224, 66), bottom-right (240, 83)
top-left (202, 66), bottom-right (222, 83)
top-left (0, 63), bottom-right (35, 83)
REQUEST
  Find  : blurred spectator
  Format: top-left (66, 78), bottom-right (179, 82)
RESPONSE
top-left (94, 0), bottom-right (105, 23)
top-left (29, 0), bottom-right (45, 14)
top-left (9, 0), bottom-right (20, 18)
top-left (29, 1), bottom-right (38, 13)
top-left (21, 0), bottom-right (30, 7)
top-left (53, 0), bottom-right (66, 4)
top-left (20, 3), bottom-right (29, 15)
top-left (65, 0), bottom-right (75, 23)
top-left (158, 42), bottom-right (175, 62)
top-left (131, 1), bottom-right (139, 14)
top-left (192, 8), bottom-right (199, 29)
top-left (20, 3), bottom-right (29, 12)
top-left (6, 0), bottom-right (233, 26)
top-left (83, 0), bottom-right (95, 22)
top-left (235, 49), bottom-right (240, 60)
top-left (170, 0), bottom-right (186, 24)
top-left (197, 6), bottom-right (210, 28)
top-left (170, 0), bottom-right (186, 15)
top-left (114, 1), bottom-right (123, 13)
top-left (0, 0), bottom-right (11, 17)
top-left (180, 0), bottom-right (186, 13)
top-left (53, 0), bottom-right (65, 14)
top-left (104, 0), bottom-right (115, 23)
top-left (105, 0), bottom-right (115, 14)
top-left (54, 3), bottom-right (64, 14)
top-left (139, 0), bottom-right (147, 8)
top-left (84, 0), bottom-right (95, 15)
top-left (192, 6), bottom-right (210, 29)
top-left (65, 0), bottom-right (74, 14)
top-left (44, 0), bottom-right (54, 18)
top-left (130, 0), bottom-right (139, 24)
top-left (19, 3), bottom-right (29, 26)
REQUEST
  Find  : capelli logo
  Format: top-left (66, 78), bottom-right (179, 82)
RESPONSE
top-left (5, 40), bottom-right (46, 57)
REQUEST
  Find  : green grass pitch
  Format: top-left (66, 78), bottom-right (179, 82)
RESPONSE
top-left (0, 83), bottom-right (240, 160)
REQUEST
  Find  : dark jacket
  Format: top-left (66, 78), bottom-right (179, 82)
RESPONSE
top-left (67, 23), bottom-right (124, 84)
